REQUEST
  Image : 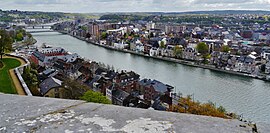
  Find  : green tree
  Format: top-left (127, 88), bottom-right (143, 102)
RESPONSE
top-left (81, 26), bottom-right (88, 31)
top-left (16, 32), bottom-right (24, 41)
top-left (173, 45), bottom-right (183, 58)
top-left (196, 42), bottom-right (209, 63)
top-left (62, 79), bottom-right (89, 99)
top-left (101, 32), bottom-right (107, 40)
top-left (221, 45), bottom-right (230, 53)
top-left (80, 90), bottom-right (111, 104)
top-left (196, 42), bottom-right (209, 55)
top-left (0, 30), bottom-right (13, 60)
top-left (160, 40), bottom-right (166, 49)
top-left (22, 66), bottom-right (40, 96)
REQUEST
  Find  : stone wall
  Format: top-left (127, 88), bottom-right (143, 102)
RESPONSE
top-left (7, 54), bottom-right (32, 96)
top-left (1, 94), bottom-right (268, 133)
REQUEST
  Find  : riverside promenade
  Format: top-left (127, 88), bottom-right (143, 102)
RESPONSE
top-left (58, 31), bottom-right (269, 82)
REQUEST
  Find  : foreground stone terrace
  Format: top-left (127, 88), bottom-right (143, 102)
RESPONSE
top-left (0, 94), bottom-right (269, 133)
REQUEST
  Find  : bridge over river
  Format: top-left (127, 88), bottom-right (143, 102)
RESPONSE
top-left (25, 22), bottom-right (57, 33)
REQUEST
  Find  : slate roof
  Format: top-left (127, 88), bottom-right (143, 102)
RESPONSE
top-left (39, 77), bottom-right (62, 95)
top-left (53, 59), bottom-right (71, 70)
top-left (87, 75), bottom-right (101, 88)
top-left (238, 56), bottom-right (246, 62)
top-left (95, 67), bottom-right (107, 75)
top-left (149, 37), bottom-right (162, 48)
top-left (32, 51), bottom-right (45, 62)
top-left (139, 79), bottom-right (152, 86)
top-left (104, 70), bottom-right (117, 80)
top-left (238, 56), bottom-right (255, 64)
top-left (140, 79), bottom-right (173, 93)
top-left (42, 69), bottom-right (56, 76)
top-left (78, 66), bottom-right (91, 75)
top-left (112, 89), bottom-right (129, 101)
top-left (245, 56), bottom-right (255, 64)
top-left (149, 80), bottom-right (169, 93)
top-left (64, 53), bottom-right (80, 63)
top-left (117, 71), bottom-right (140, 82)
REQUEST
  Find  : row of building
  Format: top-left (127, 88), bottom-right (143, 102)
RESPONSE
top-left (54, 19), bottom-right (270, 80)
top-left (25, 45), bottom-right (175, 111)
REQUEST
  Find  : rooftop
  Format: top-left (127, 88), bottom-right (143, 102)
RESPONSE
top-left (0, 94), bottom-right (269, 133)
top-left (39, 77), bottom-right (62, 95)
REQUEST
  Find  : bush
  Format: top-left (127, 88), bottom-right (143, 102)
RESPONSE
top-left (170, 96), bottom-right (229, 119)
top-left (80, 90), bottom-right (111, 104)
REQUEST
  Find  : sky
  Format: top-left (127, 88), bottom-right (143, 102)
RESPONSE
top-left (0, 0), bottom-right (270, 13)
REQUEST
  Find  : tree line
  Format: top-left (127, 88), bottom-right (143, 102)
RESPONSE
top-left (0, 28), bottom-right (33, 60)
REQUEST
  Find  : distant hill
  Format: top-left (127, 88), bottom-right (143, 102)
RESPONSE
top-left (106, 10), bottom-right (270, 16)
top-left (146, 10), bottom-right (270, 15)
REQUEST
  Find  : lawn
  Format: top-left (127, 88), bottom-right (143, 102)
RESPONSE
top-left (0, 58), bottom-right (21, 94)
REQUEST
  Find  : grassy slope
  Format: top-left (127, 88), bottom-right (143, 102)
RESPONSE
top-left (0, 58), bottom-right (21, 94)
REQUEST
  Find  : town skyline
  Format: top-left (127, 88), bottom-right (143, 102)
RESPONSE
top-left (1, 0), bottom-right (270, 13)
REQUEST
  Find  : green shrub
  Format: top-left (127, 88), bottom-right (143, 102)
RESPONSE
top-left (80, 90), bottom-right (111, 104)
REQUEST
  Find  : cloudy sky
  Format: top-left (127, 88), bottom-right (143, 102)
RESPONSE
top-left (0, 0), bottom-right (270, 13)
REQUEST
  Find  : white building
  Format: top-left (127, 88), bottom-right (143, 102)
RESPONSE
top-left (146, 22), bottom-right (155, 30)
top-left (149, 47), bottom-right (159, 56)
top-left (114, 41), bottom-right (128, 49)
top-left (100, 40), bottom-right (107, 45)
top-left (136, 44), bottom-right (144, 53)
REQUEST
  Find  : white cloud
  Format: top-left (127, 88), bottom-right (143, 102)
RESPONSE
top-left (0, 0), bottom-right (269, 12)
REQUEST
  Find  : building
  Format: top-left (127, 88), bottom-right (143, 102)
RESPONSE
top-left (39, 77), bottom-right (63, 97)
top-left (139, 79), bottom-right (174, 101)
top-left (112, 89), bottom-right (129, 106)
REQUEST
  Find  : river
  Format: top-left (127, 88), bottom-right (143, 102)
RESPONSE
top-left (31, 31), bottom-right (270, 124)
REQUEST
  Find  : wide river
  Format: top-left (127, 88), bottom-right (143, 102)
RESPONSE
top-left (32, 31), bottom-right (270, 124)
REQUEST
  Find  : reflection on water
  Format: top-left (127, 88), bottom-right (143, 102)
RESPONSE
top-left (33, 33), bottom-right (63, 37)
top-left (31, 31), bottom-right (270, 124)
top-left (209, 70), bottom-right (253, 83)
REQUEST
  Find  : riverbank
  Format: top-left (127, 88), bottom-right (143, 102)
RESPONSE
top-left (58, 30), bottom-right (269, 82)
top-left (12, 38), bottom-right (37, 49)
